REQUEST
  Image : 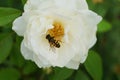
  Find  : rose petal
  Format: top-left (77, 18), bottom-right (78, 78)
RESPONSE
top-left (54, 0), bottom-right (88, 10)
top-left (21, 40), bottom-right (51, 68)
top-left (78, 10), bottom-right (102, 48)
top-left (65, 60), bottom-right (80, 69)
top-left (21, 41), bottom-right (34, 60)
top-left (24, 0), bottom-right (54, 11)
top-left (12, 16), bottom-right (27, 36)
top-left (24, 0), bottom-right (88, 11)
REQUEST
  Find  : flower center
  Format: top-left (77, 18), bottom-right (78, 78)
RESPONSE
top-left (46, 21), bottom-right (64, 48)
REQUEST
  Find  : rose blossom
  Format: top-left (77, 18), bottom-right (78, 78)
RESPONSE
top-left (12, 0), bottom-right (102, 69)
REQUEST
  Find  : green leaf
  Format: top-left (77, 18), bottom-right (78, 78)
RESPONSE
top-left (50, 67), bottom-right (74, 80)
top-left (75, 70), bottom-right (90, 80)
top-left (97, 20), bottom-right (112, 33)
top-left (84, 51), bottom-right (103, 80)
top-left (21, 0), bottom-right (27, 5)
top-left (0, 68), bottom-right (20, 80)
top-left (0, 33), bottom-right (13, 64)
top-left (9, 36), bottom-right (25, 68)
top-left (86, 0), bottom-right (108, 17)
top-left (93, 5), bottom-right (108, 17)
top-left (0, 7), bottom-right (21, 26)
top-left (23, 61), bottom-right (38, 75)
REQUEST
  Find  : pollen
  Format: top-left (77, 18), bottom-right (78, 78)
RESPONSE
top-left (47, 21), bottom-right (64, 41)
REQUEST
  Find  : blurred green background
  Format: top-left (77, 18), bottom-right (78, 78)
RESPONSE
top-left (0, 0), bottom-right (120, 80)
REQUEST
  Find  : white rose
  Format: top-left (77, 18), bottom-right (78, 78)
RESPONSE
top-left (12, 0), bottom-right (102, 69)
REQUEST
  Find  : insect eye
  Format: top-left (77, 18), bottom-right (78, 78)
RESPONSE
top-left (57, 44), bottom-right (60, 48)
top-left (46, 34), bottom-right (50, 39)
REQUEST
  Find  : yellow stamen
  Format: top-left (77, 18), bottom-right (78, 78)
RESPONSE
top-left (47, 21), bottom-right (64, 41)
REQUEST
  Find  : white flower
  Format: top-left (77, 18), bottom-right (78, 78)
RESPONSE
top-left (12, 0), bottom-right (102, 69)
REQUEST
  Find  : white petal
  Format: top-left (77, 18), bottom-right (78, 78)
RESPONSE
top-left (24, 0), bottom-right (88, 11)
top-left (24, 0), bottom-right (54, 11)
top-left (76, 0), bottom-right (88, 10)
top-left (54, 0), bottom-right (77, 10)
top-left (65, 60), bottom-right (80, 69)
top-left (78, 10), bottom-right (102, 48)
top-left (21, 41), bottom-right (33, 60)
top-left (50, 44), bottom-right (75, 67)
top-left (12, 16), bottom-right (27, 36)
top-left (54, 0), bottom-right (88, 10)
top-left (33, 53), bottom-right (51, 68)
top-left (79, 10), bottom-right (102, 26)
top-left (21, 40), bottom-right (51, 68)
top-left (65, 48), bottom-right (88, 69)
